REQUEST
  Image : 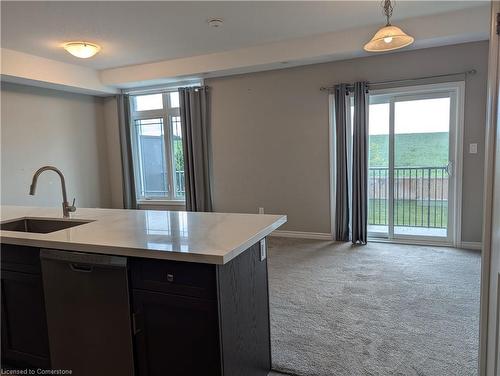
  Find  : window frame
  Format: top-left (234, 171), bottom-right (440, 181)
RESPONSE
top-left (129, 90), bottom-right (184, 204)
top-left (366, 83), bottom-right (463, 246)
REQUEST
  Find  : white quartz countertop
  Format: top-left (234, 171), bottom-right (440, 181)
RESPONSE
top-left (0, 206), bottom-right (286, 264)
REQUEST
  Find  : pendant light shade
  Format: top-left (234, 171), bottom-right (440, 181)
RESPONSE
top-left (364, 25), bottom-right (414, 52)
top-left (364, 0), bottom-right (414, 53)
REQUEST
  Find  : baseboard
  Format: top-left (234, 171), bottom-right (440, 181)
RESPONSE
top-left (369, 237), bottom-right (455, 247)
top-left (269, 231), bottom-right (482, 248)
top-left (270, 230), bottom-right (333, 240)
top-left (460, 241), bottom-right (482, 250)
top-left (370, 238), bottom-right (483, 250)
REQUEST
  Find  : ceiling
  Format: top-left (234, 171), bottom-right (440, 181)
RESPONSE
top-left (1, 1), bottom-right (488, 70)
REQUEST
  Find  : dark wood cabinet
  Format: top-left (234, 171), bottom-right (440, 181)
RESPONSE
top-left (130, 241), bottom-right (271, 376)
top-left (0, 239), bottom-right (271, 376)
top-left (1, 245), bottom-right (50, 369)
top-left (132, 290), bottom-right (221, 376)
top-left (216, 242), bottom-right (272, 376)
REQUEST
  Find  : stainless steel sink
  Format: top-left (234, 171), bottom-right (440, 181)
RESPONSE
top-left (0, 217), bottom-right (93, 234)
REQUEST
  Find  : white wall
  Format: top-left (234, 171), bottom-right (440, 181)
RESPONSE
top-left (1, 83), bottom-right (111, 208)
top-left (207, 41), bottom-right (489, 242)
top-left (1, 48), bottom-right (117, 95)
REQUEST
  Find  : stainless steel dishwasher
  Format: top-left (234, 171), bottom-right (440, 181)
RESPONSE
top-left (40, 249), bottom-right (134, 376)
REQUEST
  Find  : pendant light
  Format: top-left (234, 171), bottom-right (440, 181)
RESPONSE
top-left (364, 0), bottom-right (414, 52)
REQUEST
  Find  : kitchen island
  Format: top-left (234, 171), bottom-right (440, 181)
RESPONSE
top-left (0, 206), bottom-right (286, 376)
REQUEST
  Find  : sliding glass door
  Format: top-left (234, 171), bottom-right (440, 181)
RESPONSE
top-left (367, 83), bottom-right (462, 244)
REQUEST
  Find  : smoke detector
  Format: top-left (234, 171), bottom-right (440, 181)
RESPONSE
top-left (207, 18), bottom-right (223, 28)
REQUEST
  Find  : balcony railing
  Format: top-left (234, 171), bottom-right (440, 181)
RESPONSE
top-left (141, 170), bottom-right (185, 199)
top-left (175, 170), bottom-right (185, 197)
top-left (368, 166), bottom-right (448, 229)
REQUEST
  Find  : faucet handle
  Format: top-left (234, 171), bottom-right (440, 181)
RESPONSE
top-left (68, 198), bottom-right (77, 212)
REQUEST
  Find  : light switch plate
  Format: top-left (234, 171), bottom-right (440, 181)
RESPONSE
top-left (260, 238), bottom-right (266, 261)
top-left (469, 143), bottom-right (478, 154)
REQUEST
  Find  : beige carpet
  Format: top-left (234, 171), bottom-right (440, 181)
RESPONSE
top-left (268, 238), bottom-right (481, 376)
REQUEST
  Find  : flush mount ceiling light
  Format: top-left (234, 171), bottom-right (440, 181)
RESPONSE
top-left (63, 41), bottom-right (101, 58)
top-left (364, 0), bottom-right (414, 53)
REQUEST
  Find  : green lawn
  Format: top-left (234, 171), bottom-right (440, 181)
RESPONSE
top-left (369, 132), bottom-right (449, 168)
top-left (368, 199), bottom-right (448, 228)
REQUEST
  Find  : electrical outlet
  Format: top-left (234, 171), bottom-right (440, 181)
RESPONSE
top-left (258, 207), bottom-right (265, 214)
top-left (469, 143), bottom-right (478, 154)
top-left (260, 238), bottom-right (266, 261)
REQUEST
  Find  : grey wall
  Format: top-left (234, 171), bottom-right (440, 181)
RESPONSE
top-left (207, 41), bottom-right (489, 242)
top-left (1, 83), bottom-right (111, 208)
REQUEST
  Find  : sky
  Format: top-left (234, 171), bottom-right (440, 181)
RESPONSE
top-left (367, 97), bottom-right (451, 135)
top-left (134, 92), bottom-right (182, 137)
top-left (134, 92), bottom-right (179, 111)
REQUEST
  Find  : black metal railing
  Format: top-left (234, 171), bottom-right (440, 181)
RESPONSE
top-left (368, 166), bottom-right (448, 229)
top-left (175, 170), bottom-right (185, 197)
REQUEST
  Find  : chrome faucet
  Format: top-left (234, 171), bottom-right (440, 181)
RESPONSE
top-left (29, 166), bottom-right (76, 218)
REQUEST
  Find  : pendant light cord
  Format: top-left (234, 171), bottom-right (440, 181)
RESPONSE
top-left (383, 0), bottom-right (394, 26)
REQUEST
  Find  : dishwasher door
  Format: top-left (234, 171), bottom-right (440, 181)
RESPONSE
top-left (40, 249), bottom-right (134, 376)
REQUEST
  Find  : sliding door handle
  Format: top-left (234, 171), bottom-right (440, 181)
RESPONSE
top-left (445, 161), bottom-right (454, 177)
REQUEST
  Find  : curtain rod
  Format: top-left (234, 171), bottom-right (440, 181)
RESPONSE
top-left (320, 69), bottom-right (477, 92)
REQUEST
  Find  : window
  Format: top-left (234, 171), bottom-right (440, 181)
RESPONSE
top-left (130, 91), bottom-right (185, 202)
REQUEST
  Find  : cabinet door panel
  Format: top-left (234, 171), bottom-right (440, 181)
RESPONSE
top-left (133, 290), bottom-right (221, 376)
top-left (217, 242), bottom-right (272, 376)
top-left (1, 270), bottom-right (50, 368)
top-left (1, 245), bottom-right (41, 274)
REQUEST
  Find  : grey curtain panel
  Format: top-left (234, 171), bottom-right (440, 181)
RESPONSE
top-left (351, 82), bottom-right (369, 244)
top-left (334, 84), bottom-right (350, 241)
top-left (117, 94), bottom-right (137, 209)
top-left (179, 86), bottom-right (213, 212)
